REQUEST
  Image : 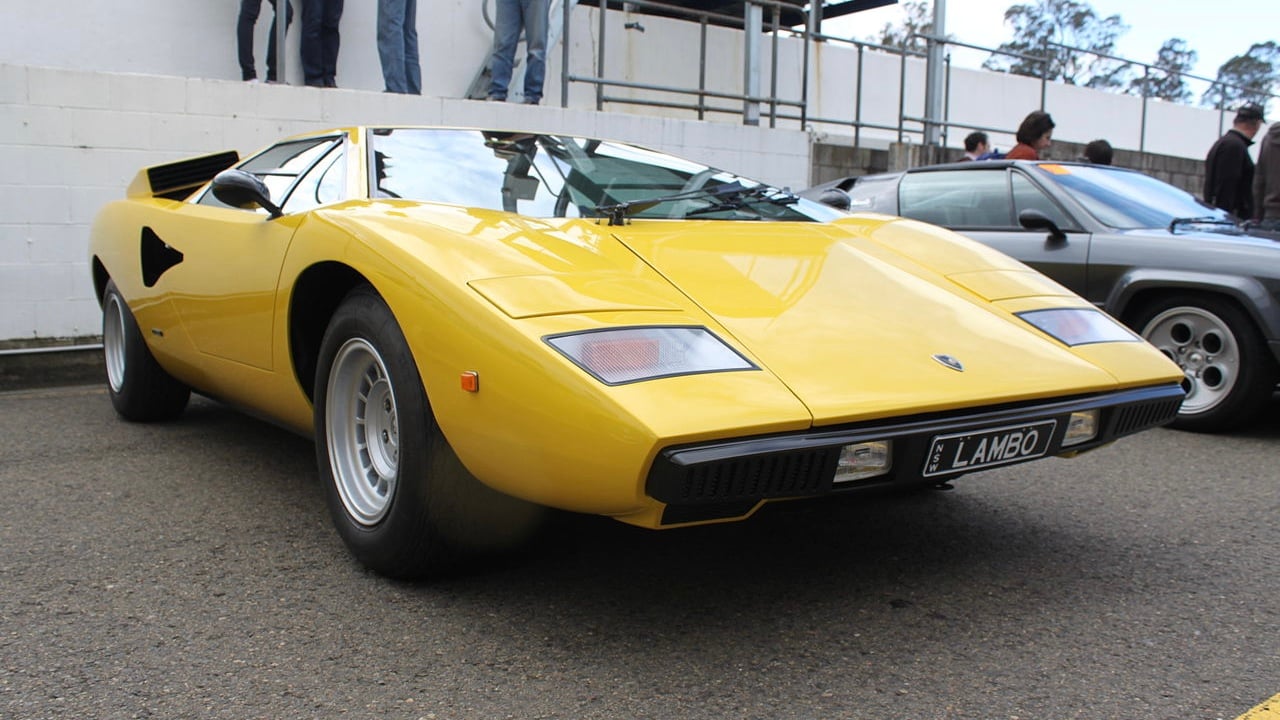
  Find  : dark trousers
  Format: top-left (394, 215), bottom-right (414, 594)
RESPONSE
top-left (237, 0), bottom-right (293, 82)
top-left (301, 0), bottom-right (344, 87)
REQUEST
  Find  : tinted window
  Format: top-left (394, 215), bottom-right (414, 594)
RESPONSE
top-left (197, 136), bottom-right (342, 212)
top-left (283, 144), bottom-right (346, 213)
top-left (367, 128), bottom-right (837, 222)
top-left (1032, 164), bottom-right (1229, 229)
top-left (1011, 172), bottom-right (1077, 230)
top-left (899, 169), bottom-right (1013, 227)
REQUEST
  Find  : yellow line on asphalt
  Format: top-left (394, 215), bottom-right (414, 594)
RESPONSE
top-left (1237, 693), bottom-right (1280, 720)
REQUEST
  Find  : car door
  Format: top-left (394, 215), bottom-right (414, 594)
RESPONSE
top-left (897, 167), bottom-right (1091, 297)
top-left (154, 135), bottom-right (345, 371)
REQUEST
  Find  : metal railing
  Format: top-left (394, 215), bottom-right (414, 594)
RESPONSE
top-left (560, 0), bottom-right (809, 128)
top-left (558, 4), bottom-right (1278, 155)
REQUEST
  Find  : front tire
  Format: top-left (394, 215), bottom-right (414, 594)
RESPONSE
top-left (314, 286), bottom-right (542, 579)
top-left (1130, 294), bottom-right (1277, 432)
top-left (101, 280), bottom-right (190, 421)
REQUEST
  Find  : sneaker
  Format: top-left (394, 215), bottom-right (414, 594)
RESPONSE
top-left (486, 95), bottom-right (505, 102)
top-left (245, 78), bottom-right (261, 84)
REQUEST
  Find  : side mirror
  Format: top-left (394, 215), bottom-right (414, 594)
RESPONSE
top-left (211, 169), bottom-right (283, 218)
top-left (1018, 208), bottom-right (1067, 243)
top-left (817, 188), bottom-right (852, 211)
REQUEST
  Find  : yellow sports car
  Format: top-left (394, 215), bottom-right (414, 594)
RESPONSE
top-left (90, 127), bottom-right (1185, 579)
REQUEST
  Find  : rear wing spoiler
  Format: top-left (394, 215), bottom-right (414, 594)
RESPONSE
top-left (126, 150), bottom-right (241, 200)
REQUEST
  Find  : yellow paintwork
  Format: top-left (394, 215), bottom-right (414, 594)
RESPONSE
top-left (89, 127), bottom-right (1185, 529)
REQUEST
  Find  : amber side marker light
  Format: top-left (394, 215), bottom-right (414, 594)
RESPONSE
top-left (460, 371), bottom-right (480, 393)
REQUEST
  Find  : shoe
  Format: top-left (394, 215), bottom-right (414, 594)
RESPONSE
top-left (487, 95), bottom-right (505, 102)
top-left (245, 78), bottom-right (261, 84)
top-left (523, 98), bottom-right (541, 105)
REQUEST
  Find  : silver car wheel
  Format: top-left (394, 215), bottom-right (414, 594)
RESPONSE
top-left (103, 292), bottom-right (127, 393)
top-left (1141, 306), bottom-right (1239, 416)
top-left (326, 338), bottom-right (400, 526)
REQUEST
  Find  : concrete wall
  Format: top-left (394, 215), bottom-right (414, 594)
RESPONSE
top-left (0, 2), bottom-right (1243, 155)
top-left (0, 63), bottom-right (809, 346)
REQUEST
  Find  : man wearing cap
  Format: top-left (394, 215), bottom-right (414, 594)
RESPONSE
top-left (1204, 103), bottom-right (1266, 218)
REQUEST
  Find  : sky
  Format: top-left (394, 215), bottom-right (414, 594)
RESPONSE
top-left (822, 0), bottom-right (1280, 84)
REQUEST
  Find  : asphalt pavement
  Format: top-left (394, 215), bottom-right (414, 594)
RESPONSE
top-left (2, 384), bottom-right (1277, 719)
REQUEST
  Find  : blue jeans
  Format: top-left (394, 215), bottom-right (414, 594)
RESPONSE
top-left (377, 0), bottom-right (420, 94)
top-left (237, 0), bottom-right (293, 82)
top-left (301, 0), bottom-right (343, 87)
top-left (489, 0), bottom-right (548, 102)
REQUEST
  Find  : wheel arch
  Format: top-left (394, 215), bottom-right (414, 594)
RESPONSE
top-left (91, 257), bottom-right (110, 308)
top-left (289, 262), bottom-right (374, 402)
top-left (1107, 270), bottom-right (1280, 348)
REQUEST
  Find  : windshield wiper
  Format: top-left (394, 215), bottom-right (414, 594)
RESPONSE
top-left (595, 181), bottom-right (797, 226)
top-left (1169, 216), bottom-right (1239, 233)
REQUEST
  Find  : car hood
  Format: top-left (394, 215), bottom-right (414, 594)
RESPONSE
top-left (337, 204), bottom-right (1175, 425)
top-left (608, 216), bottom-right (1147, 423)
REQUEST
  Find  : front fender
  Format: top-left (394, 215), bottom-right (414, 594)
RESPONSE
top-left (1105, 269), bottom-right (1280, 344)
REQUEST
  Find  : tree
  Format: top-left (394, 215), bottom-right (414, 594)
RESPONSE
top-left (1201, 42), bottom-right (1280, 113)
top-left (869, 0), bottom-right (949, 55)
top-left (1129, 38), bottom-right (1196, 103)
top-left (982, 0), bottom-right (1131, 90)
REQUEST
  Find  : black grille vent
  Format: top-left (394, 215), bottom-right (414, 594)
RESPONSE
top-left (1110, 397), bottom-right (1182, 437)
top-left (146, 151), bottom-right (240, 197)
top-left (672, 448), bottom-right (837, 503)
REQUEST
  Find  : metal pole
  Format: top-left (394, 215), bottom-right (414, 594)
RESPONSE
top-left (922, 0), bottom-right (946, 146)
top-left (597, 0), bottom-right (607, 110)
top-left (561, 0), bottom-right (571, 107)
top-left (698, 17), bottom-right (708, 120)
top-left (1138, 64), bottom-right (1150, 158)
top-left (855, 44), bottom-right (864, 149)
top-left (275, 0), bottom-right (288, 84)
top-left (743, 2), bottom-right (762, 126)
top-left (768, 7), bottom-right (779, 128)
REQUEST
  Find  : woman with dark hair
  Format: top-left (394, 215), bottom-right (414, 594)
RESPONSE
top-left (1005, 110), bottom-right (1055, 160)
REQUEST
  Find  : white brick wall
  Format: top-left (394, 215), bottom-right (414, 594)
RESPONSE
top-left (0, 63), bottom-right (811, 343)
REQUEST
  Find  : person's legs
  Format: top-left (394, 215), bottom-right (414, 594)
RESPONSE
top-left (403, 0), bottom-right (420, 94)
top-left (488, 0), bottom-right (521, 100)
top-left (300, 0), bottom-right (325, 85)
top-left (321, 0), bottom-right (344, 86)
top-left (521, 0), bottom-right (548, 103)
top-left (237, 0), bottom-right (262, 81)
top-left (377, 0), bottom-right (407, 92)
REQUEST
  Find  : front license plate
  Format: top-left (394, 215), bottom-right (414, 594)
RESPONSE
top-left (923, 419), bottom-right (1058, 477)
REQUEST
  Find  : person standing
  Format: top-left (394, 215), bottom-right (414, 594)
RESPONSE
top-left (1251, 115), bottom-right (1280, 231)
top-left (237, 0), bottom-right (293, 83)
top-left (1004, 111), bottom-right (1055, 160)
top-left (301, 0), bottom-right (343, 88)
top-left (1205, 103), bottom-right (1265, 218)
top-left (488, 0), bottom-right (548, 104)
top-left (377, 0), bottom-right (420, 94)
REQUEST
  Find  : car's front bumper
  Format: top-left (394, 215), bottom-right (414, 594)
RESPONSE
top-left (645, 384), bottom-right (1185, 526)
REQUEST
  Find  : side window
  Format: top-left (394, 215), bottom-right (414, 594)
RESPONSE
top-left (1012, 172), bottom-right (1078, 230)
top-left (899, 169), bottom-right (1013, 228)
top-left (197, 136), bottom-right (342, 212)
top-left (282, 145), bottom-right (346, 213)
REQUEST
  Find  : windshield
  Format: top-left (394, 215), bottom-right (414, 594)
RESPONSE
top-left (367, 128), bottom-right (838, 222)
top-left (1034, 164), bottom-right (1231, 230)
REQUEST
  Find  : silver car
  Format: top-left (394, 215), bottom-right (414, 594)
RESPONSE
top-left (812, 161), bottom-right (1280, 432)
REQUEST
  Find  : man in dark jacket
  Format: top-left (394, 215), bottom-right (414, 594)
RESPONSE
top-left (1252, 118), bottom-right (1280, 230)
top-left (1204, 103), bottom-right (1265, 218)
